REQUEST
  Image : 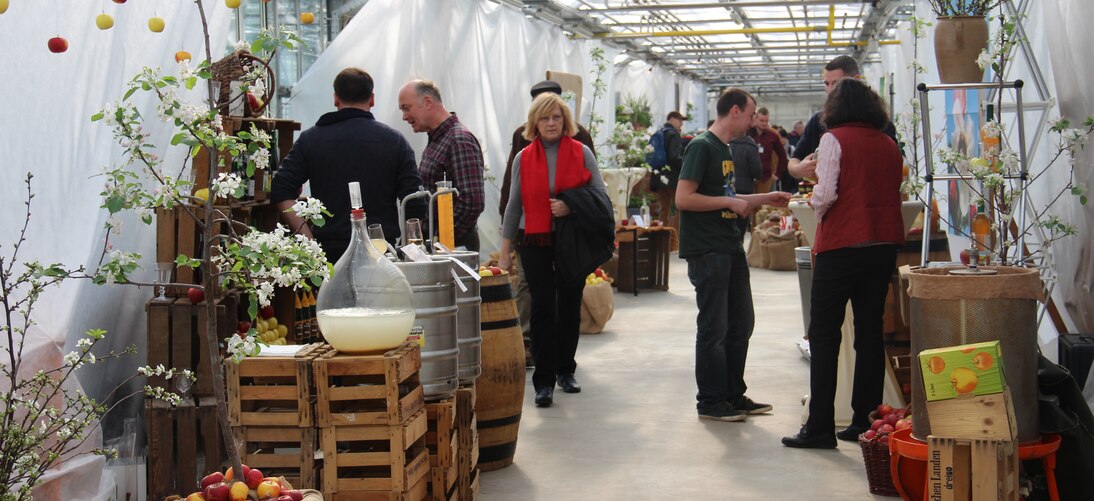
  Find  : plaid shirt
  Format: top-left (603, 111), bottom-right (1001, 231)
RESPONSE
top-left (420, 114), bottom-right (485, 239)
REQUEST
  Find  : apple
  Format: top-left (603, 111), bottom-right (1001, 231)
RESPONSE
top-left (863, 429), bottom-right (877, 441)
top-left (229, 481), bottom-right (249, 501)
top-left (96, 13), bottom-right (114, 30)
top-left (883, 413), bottom-right (900, 426)
top-left (223, 464), bottom-right (250, 482)
top-left (188, 287), bottom-right (205, 304)
top-left (246, 91), bottom-right (263, 111)
top-left (204, 482), bottom-right (230, 501)
top-left (959, 248), bottom-right (971, 266)
top-left (300, 12), bottom-right (316, 24)
top-left (48, 36), bottom-right (69, 53)
top-left (282, 491), bottom-right (303, 501)
top-left (876, 403), bottom-right (893, 417)
top-left (488, 266), bottom-right (502, 276)
top-left (112, 0), bottom-right (127, 3)
top-left (277, 496), bottom-right (296, 501)
top-left (879, 433), bottom-right (891, 444)
top-left (185, 493), bottom-right (206, 501)
top-left (245, 468), bottom-right (264, 489)
top-left (895, 419), bottom-right (913, 431)
top-left (176, 50), bottom-right (192, 63)
top-left (478, 270), bottom-right (492, 277)
top-left (871, 419), bottom-right (884, 431)
top-left (878, 424), bottom-right (894, 435)
top-left (201, 471), bottom-right (224, 489)
top-left (256, 479), bottom-right (281, 499)
top-left (0, 0), bottom-right (8, 15)
top-left (259, 304), bottom-right (275, 319)
top-left (951, 366), bottom-right (979, 394)
top-left (973, 351), bottom-right (994, 370)
top-left (237, 320), bottom-right (251, 333)
top-left (148, 16), bottom-right (165, 33)
top-left (225, 0), bottom-right (242, 8)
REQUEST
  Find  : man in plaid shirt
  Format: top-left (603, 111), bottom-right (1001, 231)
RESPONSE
top-left (398, 79), bottom-right (485, 251)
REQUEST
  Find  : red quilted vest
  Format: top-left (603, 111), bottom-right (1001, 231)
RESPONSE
top-left (813, 123), bottom-right (906, 254)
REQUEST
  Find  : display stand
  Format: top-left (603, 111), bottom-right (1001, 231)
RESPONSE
top-left (614, 225), bottom-right (673, 295)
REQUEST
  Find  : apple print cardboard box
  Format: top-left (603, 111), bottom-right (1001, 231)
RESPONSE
top-left (918, 340), bottom-right (1017, 440)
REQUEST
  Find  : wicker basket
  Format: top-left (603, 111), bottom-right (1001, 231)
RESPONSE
top-left (209, 49), bottom-right (275, 117)
top-left (858, 434), bottom-right (899, 496)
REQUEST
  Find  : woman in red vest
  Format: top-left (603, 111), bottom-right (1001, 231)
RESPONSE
top-left (498, 92), bottom-right (606, 407)
top-left (783, 77), bottom-right (905, 449)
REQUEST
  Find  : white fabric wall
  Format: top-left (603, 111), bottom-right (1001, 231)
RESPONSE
top-left (613, 59), bottom-right (708, 129)
top-left (867, 0), bottom-right (1094, 341)
top-left (0, 1), bottom-right (232, 497)
top-left (290, 0), bottom-right (629, 254)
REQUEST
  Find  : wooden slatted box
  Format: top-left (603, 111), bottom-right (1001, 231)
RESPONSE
top-left (146, 397), bottom-right (224, 500)
top-left (227, 343), bottom-right (329, 427)
top-left (146, 295), bottom-right (237, 397)
top-left (155, 204), bottom-right (253, 298)
top-left (425, 399), bottom-right (457, 468)
top-left (233, 425), bottom-right (320, 490)
top-left (456, 387), bottom-right (478, 501)
top-left (321, 410), bottom-right (430, 497)
top-left (313, 343), bottom-right (426, 427)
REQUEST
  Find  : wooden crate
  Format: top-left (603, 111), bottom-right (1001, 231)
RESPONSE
top-left (227, 343), bottom-right (328, 427)
top-left (233, 425), bottom-right (320, 490)
top-left (192, 118), bottom-right (301, 203)
top-left (146, 398), bottom-right (224, 500)
top-left (325, 475), bottom-right (428, 501)
top-left (321, 410), bottom-right (430, 495)
top-left (428, 465), bottom-right (458, 501)
top-left (927, 436), bottom-right (1019, 501)
top-left (615, 227), bottom-right (673, 293)
top-left (425, 399), bottom-right (457, 469)
top-left (155, 204), bottom-right (255, 297)
top-left (146, 295), bottom-right (238, 396)
top-left (314, 343), bottom-right (425, 427)
top-left (455, 387), bottom-right (478, 501)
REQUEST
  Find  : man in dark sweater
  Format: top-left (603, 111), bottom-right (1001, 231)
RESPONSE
top-left (499, 80), bottom-right (596, 216)
top-left (271, 68), bottom-right (425, 263)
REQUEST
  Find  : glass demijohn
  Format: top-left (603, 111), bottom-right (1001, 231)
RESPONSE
top-left (315, 182), bottom-right (416, 353)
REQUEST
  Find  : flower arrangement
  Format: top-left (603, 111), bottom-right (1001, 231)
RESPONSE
top-left (927, 0), bottom-right (1004, 17)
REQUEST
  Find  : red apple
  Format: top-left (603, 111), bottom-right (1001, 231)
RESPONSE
top-left (883, 413), bottom-right (900, 426)
top-left (112, 0), bottom-right (127, 3)
top-left (878, 424), bottom-right (894, 435)
top-left (201, 471), bottom-right (224, 489)
top-left (223, 464), bottom-right (250, 482)
top-left (277, 496), bottom-right (296, 501)
top-left (895, 419), bottom-right (913, 431)
top-left (871, 419), bottom-right (885, 431)
top-left (879, 433), bottom-right (891, 444)
top-left (488, 266), bottom-right (502, 276)
top-left (876, 403), bottom-right (893, 417)
top-left (259, 305), bottom-right (275, 319)
top-left (863, 429), bottom-right (877, 441)
top-left (204, 482), bottom-right (230, 501)
top-left (959, 248), bottom-right (971, 266)
top-left (246, 91), bottom-right (263, 111)
top-left (48, 36), bottom-right (68, 53)
top-left (245, 468), bottom-right (264, 489)
top-left (594, 269), bottom-right (606, 278)
top-left (282, 491), bottom-right (303, 501)
top-left (188, 287), bottom-right (205, 304)
top-left (237, 320), bottom-right (251, 333)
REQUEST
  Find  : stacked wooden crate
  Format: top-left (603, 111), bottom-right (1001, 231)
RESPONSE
top-left (314, 343), bottom-right (430, 500)
top-left (226, 343), bottom-right (328, 489)
top-left (455, 387), bottom-right (480, 501)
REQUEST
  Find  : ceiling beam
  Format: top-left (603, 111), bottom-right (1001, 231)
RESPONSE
top-left (603, 15), bottom-right (853, 28)
top-left (577, 0), bottom-right (867, 13)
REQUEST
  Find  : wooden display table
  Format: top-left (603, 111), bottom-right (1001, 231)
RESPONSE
top-left (614, 225), bottom-right (675, 295)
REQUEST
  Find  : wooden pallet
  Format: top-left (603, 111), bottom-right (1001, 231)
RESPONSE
top-left (227, 343), bottom-right (328, 427)
top-left (425, 399), bottom-right (457, 469)
top-left (233, 425), bottom-right (320, 490)
top-left (314, 343), bottom-right (425, 427)
top-left (146, 295), bottom-right (237, 396)
top-left (927, 436), bottom-right (1019, 501)
top-left (321, 410), bottom-right (430, 495)
top-left (146, 398), bottom-right (224, 500)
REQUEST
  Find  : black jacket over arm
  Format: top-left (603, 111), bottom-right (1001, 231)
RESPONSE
top-left (554, 185), bottom-right (615, 286)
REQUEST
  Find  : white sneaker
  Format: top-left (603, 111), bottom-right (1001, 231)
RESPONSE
top-left (796, 337), bottom-right (811, 360)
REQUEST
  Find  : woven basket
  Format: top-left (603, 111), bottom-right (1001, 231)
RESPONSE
top-left (859, 434), bottom-right (899, 496)
top-left (209, 49), bottom-right (275, 117)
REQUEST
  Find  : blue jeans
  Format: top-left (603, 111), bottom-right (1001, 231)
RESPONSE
top-left (686, 252), bottom-right (755, 409)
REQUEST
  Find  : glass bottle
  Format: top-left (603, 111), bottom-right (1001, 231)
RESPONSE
top-left (316, 182), bottom-right (416, 353)
top-left (639, 198), bottom-right (651, 227)
top-left (971, 201), bottom-right (992, 266)
top-left (436, 180), bottom-right (455, 250)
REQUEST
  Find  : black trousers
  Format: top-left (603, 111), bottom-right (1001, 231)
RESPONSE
top-left (805, 245), bottom-right (898, 432)
top-left (519, 243), bottom-right (584, 391)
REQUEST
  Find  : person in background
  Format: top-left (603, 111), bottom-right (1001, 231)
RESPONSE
top-left (499, 80), bottom-right (597, 368)
top-left (398, 79), bottom-right (485, 250)
top-left (728, 130), bottom-right (763, 234)
top-left (271, 68), bottom-right (424, 263)
top-left (498, 92), bottom-right (607, 408)
top-left (650, 111), bottom-right (686, 230)
top-left (749, 108), bottom-right (787, 194)
top-left (782, 78), bottom-right (904, 449)
top-left (788, 120), bottom-right (805, 150)
top-left (676, 88), bottom-right (791, 422)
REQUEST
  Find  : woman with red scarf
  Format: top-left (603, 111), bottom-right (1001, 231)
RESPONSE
top-left (499, 92), bottom-right (606, 407)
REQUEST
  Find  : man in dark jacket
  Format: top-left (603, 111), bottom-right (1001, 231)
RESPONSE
top-left (651, 111), bottom-right (686, 230)
top-left (271, 68), bottom-right (425, 263)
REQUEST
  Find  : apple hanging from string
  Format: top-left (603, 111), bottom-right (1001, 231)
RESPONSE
top-left (48, 36), bottom-right (69, 54)
top-left (148, 16), bottom-right (165, 33)
top-left (96, 13), bottom-right (114, 30)
top-left (225, 0), bottom-right (241, 9)
top-left (300, 12), bottom-right (315, 24)
top-left (0, 0), bottom-right (9, 15)
top-left (175, 50), bottom-right (192, 63)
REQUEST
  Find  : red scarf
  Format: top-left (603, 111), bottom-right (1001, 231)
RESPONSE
top-left (520, 136), bottom-right (590, 246)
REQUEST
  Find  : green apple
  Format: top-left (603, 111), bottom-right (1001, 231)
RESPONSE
top-left (148, 16), bottom-right (165, 33)
top-left (96, 13), bottom-right (114, 30)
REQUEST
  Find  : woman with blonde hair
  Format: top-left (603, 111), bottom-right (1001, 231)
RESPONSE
top-left (499, 92), bottom-right (609, 407)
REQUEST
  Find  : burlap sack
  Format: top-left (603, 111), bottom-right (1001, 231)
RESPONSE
top-left (580, 280), bottom-right (615, 334)
top-left (761, 227), bottom-right (799, 271)
top-left (747, 228), bottom-right (769, 268)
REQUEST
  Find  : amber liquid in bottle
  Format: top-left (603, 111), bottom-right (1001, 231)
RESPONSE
top-left (971, 202), bottom-right (992, 266)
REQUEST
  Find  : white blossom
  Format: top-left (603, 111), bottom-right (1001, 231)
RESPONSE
top-left (252, 149), bottom-right (270, 171)
top-left (290, 198), bottom-right (327, 220)
top-left (235, 40), bottom-right (249, 51)
top-left (212, 172), bottom-right (244, 198)
top-left (976, 50), bottom-right (994, 70)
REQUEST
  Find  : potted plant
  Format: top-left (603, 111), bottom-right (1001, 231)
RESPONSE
top-left (928, 0), bottom-right (1003, 83)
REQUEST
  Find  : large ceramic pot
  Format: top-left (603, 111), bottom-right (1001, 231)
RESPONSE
top-left (934, 16), bottom-right (990, 84)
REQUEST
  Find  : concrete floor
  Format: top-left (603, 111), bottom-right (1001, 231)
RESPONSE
top-left (478, 256), bottom-right (891, 500)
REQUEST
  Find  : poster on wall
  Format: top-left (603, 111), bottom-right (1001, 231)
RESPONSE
top-left (944, 89), bottom-right (981, 236)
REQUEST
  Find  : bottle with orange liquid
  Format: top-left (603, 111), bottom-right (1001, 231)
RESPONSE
top-left (970, 201), bottom-right (992, 266)
top-left (436, 180), bottom-right (455, 249)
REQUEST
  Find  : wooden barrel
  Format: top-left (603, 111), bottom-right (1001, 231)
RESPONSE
top-left (474, 273), bottom-right (525, 471)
